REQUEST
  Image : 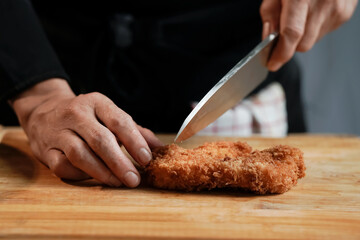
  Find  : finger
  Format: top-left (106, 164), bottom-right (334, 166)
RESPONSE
top-left (70, 110), bottom-right (141, 187)
top-left (268, 0), bottom-right (309, 71)
top-left (260, 0), bottom-right (281, 39)
top-left (94, 95), bottom-right (153, 167)
top-left (57, 130), bottom-right (123, 187)
top-left (297, 10), bottom-right (325, 52)
top-left (45, 148), bottom-right (89, 180)
top-left (137, 125), bottom-right (164, 149)
top-left (316, 1), bottom-right (357, 43)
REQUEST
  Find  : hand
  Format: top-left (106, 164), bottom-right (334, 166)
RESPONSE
top-left (10, 78), bottom-right (163, 187)
top-left (260, 0), bottom-right (358, 71)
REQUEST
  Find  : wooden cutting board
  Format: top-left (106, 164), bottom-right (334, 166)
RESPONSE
top-left (0, 127), bottom-right (359, 240)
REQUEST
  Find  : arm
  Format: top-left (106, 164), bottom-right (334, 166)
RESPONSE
top-left (2, 0), bottom-right (162, 187)
top-left (260, 0), bottom-right (358, 71)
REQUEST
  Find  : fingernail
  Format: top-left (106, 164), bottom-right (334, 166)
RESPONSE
top-left (262, 21), bottom-right (270, 40)
top-left (138, 147), bottom-right (152, 165)
top-left (109, 175), bottom-right (122, 187)
top-left (124, 171), bottom-right (140, 187)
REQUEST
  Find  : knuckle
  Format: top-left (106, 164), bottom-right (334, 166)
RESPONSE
top-left (130, 127), bottom-right (139, 137)
top-left (63, 105), bottom-right (76, 119)
top-left (108, 117), bottom-right (122, 129)
top-left (333, 1), bottom-right (344, 14)
top-left (87, 92), bottom-right (105, 101)
top-left (121, 113), bottom-right (134, 126)
top-left (282, 26), bottom-right (304, 41)
top-left (63, 102), bottom-right (83, 121)
top-left (297, 42), bottom-right (312, 52)
top-left (90, 128), bottom-right (104, 141)
top-left (259, 0), bottom-right (281, 20)
top-left (61, 95), bottom-right (93, 121)
top-left (259, 4), bottom-right (269, 16)
top-left (111, 112), bottom-right (134, 131)
top-left (338, 11), bottom-right (352, 23)
top-left (88, 130), bottom-right (104, 149)
top-left (88, 129), bottom-right (115, 152)
top-left (333, 2), bottom-right (352, 23)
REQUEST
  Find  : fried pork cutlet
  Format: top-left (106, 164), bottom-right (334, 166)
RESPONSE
top-left (145, 141), bottom-right (305, 194)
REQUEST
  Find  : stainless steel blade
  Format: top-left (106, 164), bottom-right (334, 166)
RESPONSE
top-left (174, 32), bottom-right (278, 142)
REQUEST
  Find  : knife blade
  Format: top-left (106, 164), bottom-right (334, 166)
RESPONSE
top-left (174, 32), bottom-right (279, 143)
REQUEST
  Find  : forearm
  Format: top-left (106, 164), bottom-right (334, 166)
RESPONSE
top-left (9, 78), bottom-right (75, 127)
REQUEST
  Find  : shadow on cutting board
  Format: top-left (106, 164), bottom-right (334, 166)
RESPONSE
top-left (62, 177), bottom-right (272, 198)
top-left (0, 144), bottom-right (38, 186)
top-left (0, 127), bottom-right (39, 188)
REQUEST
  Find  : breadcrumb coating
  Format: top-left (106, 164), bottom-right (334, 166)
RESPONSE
top-left (145, 141), bottom-right (305, 194)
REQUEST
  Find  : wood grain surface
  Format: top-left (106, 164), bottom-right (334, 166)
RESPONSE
top-left (0, 127), bottom-right (359, 240)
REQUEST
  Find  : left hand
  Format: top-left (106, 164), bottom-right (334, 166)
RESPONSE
top-left (260, 0), bottom-right (358, 71)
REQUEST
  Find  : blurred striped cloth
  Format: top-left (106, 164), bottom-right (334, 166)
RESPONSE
top-left (193, 82), bottom-right (287, 137)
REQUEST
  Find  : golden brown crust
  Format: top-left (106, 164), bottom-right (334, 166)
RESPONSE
top-left (145, 141), bottom-right (305, 194)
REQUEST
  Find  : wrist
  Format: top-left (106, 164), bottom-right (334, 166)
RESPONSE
top-left (9, 78), bottom-right (75, 127)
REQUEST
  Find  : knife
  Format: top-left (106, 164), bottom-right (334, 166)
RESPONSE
top-left (174, 32), bottom-right (279, 143)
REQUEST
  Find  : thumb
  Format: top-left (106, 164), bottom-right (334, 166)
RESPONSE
top-left (260, 0), bottom-right (281, 39)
